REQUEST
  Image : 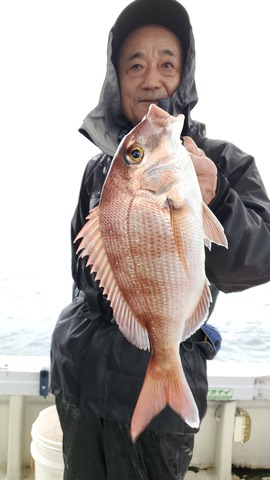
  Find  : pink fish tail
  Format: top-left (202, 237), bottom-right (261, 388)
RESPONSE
top-left (130, 357), bottom-right (199, 442)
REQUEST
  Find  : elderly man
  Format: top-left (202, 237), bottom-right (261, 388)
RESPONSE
top-left (50, 0), bottom-right (270, 479)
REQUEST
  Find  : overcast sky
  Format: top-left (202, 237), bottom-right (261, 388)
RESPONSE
top-left (1, 0), bottom-right (269, 287)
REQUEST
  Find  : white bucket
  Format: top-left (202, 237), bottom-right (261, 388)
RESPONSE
top-left (30, 405), bottom-right (64, 480)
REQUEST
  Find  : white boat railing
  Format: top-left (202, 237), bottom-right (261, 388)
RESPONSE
top-left (0, 355), bottom-right (269, 480)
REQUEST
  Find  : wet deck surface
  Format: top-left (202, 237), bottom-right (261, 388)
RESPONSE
top-left (186, 468), bottom-right (270, 480)
top-left (232, 468), bottom-right (270, 480)
top-left (1, 466), bottom-right (270, 479)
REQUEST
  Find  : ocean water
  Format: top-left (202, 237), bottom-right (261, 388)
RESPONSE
top-left (0, 270), bottom-right (71, 356)
top-left (1, 266), bottom-right (269, 363)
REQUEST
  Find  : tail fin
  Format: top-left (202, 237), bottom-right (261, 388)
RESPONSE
top-left (130, 357), bottom-right (199, 442)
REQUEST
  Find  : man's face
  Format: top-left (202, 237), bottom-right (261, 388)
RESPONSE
top-left (118, 25), bottom-right (183, 126)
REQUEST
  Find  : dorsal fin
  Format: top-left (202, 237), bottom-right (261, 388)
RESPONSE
top-left (75, 207), bottom-right (150, 351)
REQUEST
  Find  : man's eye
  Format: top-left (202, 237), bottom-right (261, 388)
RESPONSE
top-left (163, 62), bottom-right (174, 68)
top-left (130, 63), bottom-right (142, 71)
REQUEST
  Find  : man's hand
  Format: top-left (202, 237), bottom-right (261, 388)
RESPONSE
top-left (182, 136), bottom-right (217, 205)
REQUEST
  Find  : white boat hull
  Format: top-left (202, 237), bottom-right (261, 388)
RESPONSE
top-left (0, 356), bottom-right (269, 479)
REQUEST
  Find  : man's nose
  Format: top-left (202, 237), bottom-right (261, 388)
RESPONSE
top-left (141, 65), bottom-right (162, 89)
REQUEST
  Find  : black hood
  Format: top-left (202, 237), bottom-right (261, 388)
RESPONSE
top-left (79, 0), bottom-right (204, 155)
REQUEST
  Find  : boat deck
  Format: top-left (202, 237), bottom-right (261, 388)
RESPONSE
top-left (1, 466), bottom-right (270, 480)
top-left (188, 468), bottom-right (270, 479)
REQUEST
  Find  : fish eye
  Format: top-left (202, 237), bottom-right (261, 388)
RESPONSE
top-left (125, 144), bottom-right (144, 164)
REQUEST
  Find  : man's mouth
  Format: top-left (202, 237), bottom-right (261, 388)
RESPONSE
top-left (138, 99), bottom-right (159, 105)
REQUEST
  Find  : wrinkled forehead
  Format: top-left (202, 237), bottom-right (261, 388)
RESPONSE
top-left (117, 24), bottom-right (184, 73)
top-left (124, 24), bottom-right (182, 50)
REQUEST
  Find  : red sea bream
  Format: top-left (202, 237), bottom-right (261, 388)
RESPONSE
top-left (75, 104), bottom-right (228, 442)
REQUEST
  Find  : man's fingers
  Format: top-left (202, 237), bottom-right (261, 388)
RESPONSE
top-left (182, 135), bottom-right (205, 157)
top-left (182, 136), bottom-right (217, 204)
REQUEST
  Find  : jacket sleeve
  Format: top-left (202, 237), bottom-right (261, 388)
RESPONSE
top-left (70, 154), bottom-right (113, 320)
top-left (203, 139), bottom-right (270, 293)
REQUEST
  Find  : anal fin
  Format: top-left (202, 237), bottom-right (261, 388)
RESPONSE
top-left (182, 280), bottom-right (212, 341)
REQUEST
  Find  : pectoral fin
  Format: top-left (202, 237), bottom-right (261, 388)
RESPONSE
top-left (203, 203), bottom-right (228, 250)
